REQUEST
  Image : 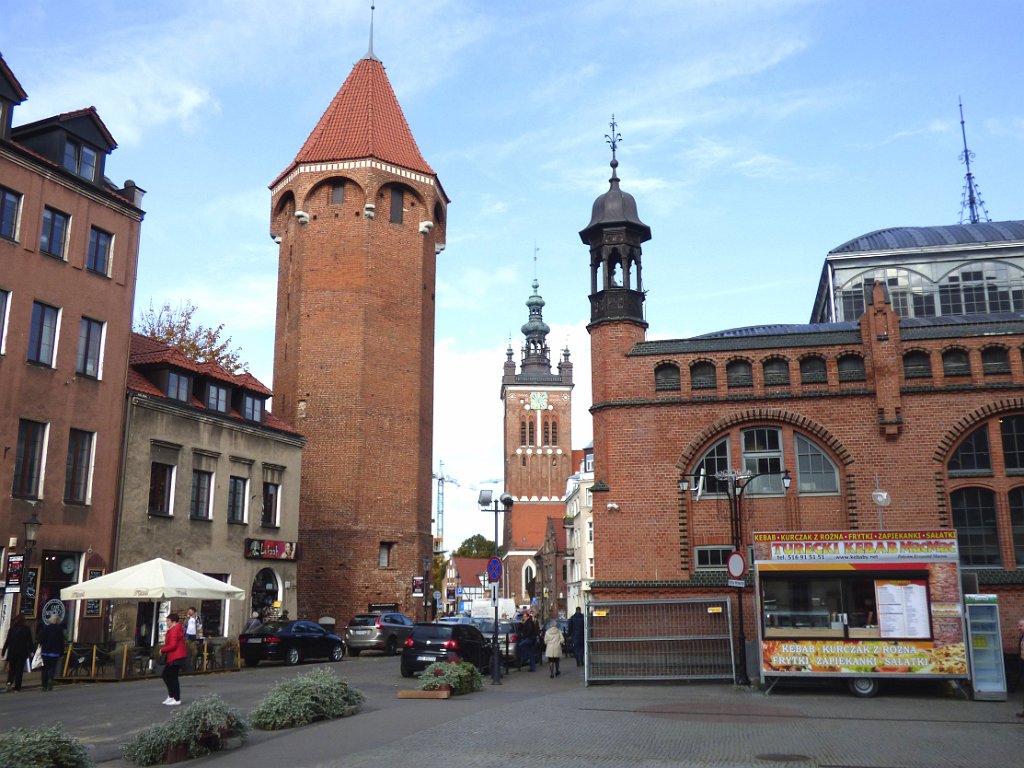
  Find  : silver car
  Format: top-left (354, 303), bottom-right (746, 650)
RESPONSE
top-left (344, 612), bottom-right (415, 656)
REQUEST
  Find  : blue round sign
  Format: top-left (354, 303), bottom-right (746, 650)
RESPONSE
top-left (486, 557), bottom-right (502, 582)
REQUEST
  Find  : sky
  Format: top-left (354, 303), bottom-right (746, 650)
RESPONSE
top-left (4, 0), bottom-right (1024, 554)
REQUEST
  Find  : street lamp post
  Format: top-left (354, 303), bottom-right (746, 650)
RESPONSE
top-left (23, 510), bottom-right (42, 564)
top-left (478, 490), bottom-right (513, 686)
top-left (706, 468), bottom-right (791, 686)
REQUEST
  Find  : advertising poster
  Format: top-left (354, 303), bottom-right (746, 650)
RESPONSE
top-left (761, 639), bottom-right (967, 676)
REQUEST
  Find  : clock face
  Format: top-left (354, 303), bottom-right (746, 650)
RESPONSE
top-left (529, 391), bottom-right (548, 410)
top-left (61, 557), bottom-right (77, 575)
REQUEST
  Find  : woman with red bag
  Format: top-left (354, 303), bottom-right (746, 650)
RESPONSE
top-left (159, 612), bottom-right (187, 705)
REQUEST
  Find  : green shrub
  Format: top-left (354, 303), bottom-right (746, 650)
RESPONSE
top-left (0, 723), bottom-right (93, 768)
top-left (249, 667), bottom-right (365, 730)
top-left (120, 694), bottom-right (248, 766)
top-left (419, 660), bottom-right (483, 695)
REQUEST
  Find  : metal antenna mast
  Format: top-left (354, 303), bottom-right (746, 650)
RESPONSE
top-left (958, 98), bottom-right (990, 224)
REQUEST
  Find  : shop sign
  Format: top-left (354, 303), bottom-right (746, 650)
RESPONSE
top-left (762, 638), bottom-right (967, 677)
top-left (4, 554), bottom-right (24, 592)
top-left (245, 538), bottom-right (299, 560)
top-left (754, 530), bottom-right (958, 562)
top-left (412, 576), bottom-right (425, 597)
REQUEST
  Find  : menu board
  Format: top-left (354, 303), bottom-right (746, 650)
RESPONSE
top-left (876, 579), bottom-right (929, 638)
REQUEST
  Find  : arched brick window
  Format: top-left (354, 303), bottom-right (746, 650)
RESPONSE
top-left (950, 487), bottom-right (1000, 567)
top-left (981, 346), bottom-right (1010, 375)
top-left (942, 348), bottom-right (970, 377)
top-left (837, 354), bottom-right (865, 382)
top-left (800, 356), bottom-right (827, 384)
top-left (654, 362), bottom-right (681, 391)
top-left (762, 358), bottom-right (790, 386)
top-left (903, 350), bottom-right (932, 379)
top-left (726, 360), bottom-right (753, 388)
top-left (690, 362), bottom-right (716, 390)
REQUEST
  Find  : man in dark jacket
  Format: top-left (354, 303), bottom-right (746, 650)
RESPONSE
top-left (37, 615), bottom-right (65, 692)
top-left (3, 615), bottom-right (34, 691)
top-left (567, 606), bottom-right (585, 667)
top-left (518, 612), bottom-right (538, 672)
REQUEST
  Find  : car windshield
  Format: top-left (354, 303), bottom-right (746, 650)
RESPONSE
top-left (251, 621), bottom-right (290, 635)
top-left (348, 615), bottom-right (378, 627)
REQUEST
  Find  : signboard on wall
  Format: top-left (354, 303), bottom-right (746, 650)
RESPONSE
top-left (244, 539), bottom-right (299, 560)
top-left (4, 554), bottom-right (24, 592)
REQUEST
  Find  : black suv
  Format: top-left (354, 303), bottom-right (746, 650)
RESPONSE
top-left (400, 622), bottom-right (491, 677)
top-left (344, 612), bottom-right (415, 656)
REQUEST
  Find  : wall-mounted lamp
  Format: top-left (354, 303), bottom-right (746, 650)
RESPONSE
top-left (606, 502), bottom-right (620, 512)
top-left (23, 510), bottom-right (42, 553)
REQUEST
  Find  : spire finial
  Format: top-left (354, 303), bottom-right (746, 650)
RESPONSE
top-left (533, 243), bottom-right (539, 280)
top-left (958, 97), bottom-right (990, 225)
top-left (605, 114), bottom-right (621, 179)
top-left (365, 3), bottom-right (381, 61)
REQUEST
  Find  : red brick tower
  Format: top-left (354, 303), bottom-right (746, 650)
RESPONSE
top-left (270, 40), bottom-right (447, 623)
top-left (579, 121), bottom-right (651, 502)
top-left (499, 280), bottom-right (574, 608)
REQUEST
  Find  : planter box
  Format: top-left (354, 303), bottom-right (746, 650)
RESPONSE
top-left (396, 689), bottom-right (450, 699)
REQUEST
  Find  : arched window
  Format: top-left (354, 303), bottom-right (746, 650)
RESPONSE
top-left (543, 422), bottom-right (550, 446)
top-left (948, 426), bottom-right (991, 474)
top-left (690, 362), bottom-right (716, 390)
top-left (837, 354), bottom-right (865, 382)
top-left (654, 363), bottom-right (681, 391)
top-left (551, 421), bottom-right (558, 446)
top-left (950, 488), bottom-right (1000, 567)
top-left (1008, 487), bottom-right (1024, 563)
top-left (693, 438), bottom-right (729, 495)
top-left (1000, 416), bottom-right (1024, 471)
top-left (762, 358), bottom-right (789, 386)
top-left (528, 421), bottom-right (535, 446)
top-left (942, 349), bottom-right (970, 377)
top-left (981, 347), bottom-right (1010, 375)
top-left (390, 186), bottom-right (404, 224)
top-left (794, 434), bottom-right (839, 493)
top-left (330, 181), bottom-right (345, 205)
top-left (520, 421), bottom-right (527, 446)
top-left (742, 427), bottom-right (785, 494)
top-left (726, 360), bottom-right (753, 388)
top-left (903, 350), bottom-right (932, 379)
top-left (800, 356), bottom-right (827, 384)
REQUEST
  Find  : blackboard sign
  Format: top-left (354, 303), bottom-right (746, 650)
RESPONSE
top-left (85, 568), bottom-right (104, 617)
top-left (20, 567), bottom-right (38, 618)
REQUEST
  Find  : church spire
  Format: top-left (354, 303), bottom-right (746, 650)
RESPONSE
top-left (520, 278), bottom-right (552, 375)
top-left (365, 2), bottom-right (380, 62)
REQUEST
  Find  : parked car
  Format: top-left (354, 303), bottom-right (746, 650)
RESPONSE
top-left (436, 615), bottom-right (475, 624)
top-left (239, 620), bottom-right (345, 666)
top-left (472, 618), bottom-right (520, 668)
top-left (345, 612), bottom-right (415, 656)
top-left (400, 622), bottom-right (491, 677)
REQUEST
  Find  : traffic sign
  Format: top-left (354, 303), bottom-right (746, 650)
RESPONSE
top-left (727, 578), bottom-right (746, 588)
top-left (486, 556), bottom-right (502, 582)
top-left (727, 551), bottom-right (747, 580)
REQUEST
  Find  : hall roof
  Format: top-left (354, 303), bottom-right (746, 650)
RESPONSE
top-left (829, 220), bottom-right (1024, 255)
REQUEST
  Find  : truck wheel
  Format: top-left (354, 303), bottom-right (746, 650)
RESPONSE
top-left (848, 677), bottom-right (879, 698)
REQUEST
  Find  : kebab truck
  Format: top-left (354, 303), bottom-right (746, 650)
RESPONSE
top-left (752, 530), bottom-right (1004, 698)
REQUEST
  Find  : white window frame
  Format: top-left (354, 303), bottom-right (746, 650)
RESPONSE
top-left (0, 186), bottom-right (21, 241)
top-left (261, 481), bottom-right (281, 528)
top-left (149, 462), bottom-right (177, 517)
top-left (0, 288), bottom-right (10, 355)
top-left (87, 226), bottom-right (113, 276)
top-left (227, 475), bottom-right (248, 524)
top-left (40, 206), bottom-right (71, 260)
top-left (28, 301), bottom-right (61, 367)
top-left (76, 316), bottom-right (105, 379)
top-left (190, 469), bottom-right (214, 520)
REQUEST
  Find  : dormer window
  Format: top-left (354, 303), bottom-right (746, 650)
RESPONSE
top-left (167, 370), bottom-right (190, 402)
top-left (244, 394), bottom-right (264, 422)
top-left (63, 139), bottom-right (97, 181)
top-left (207, 383), bottom-right (229, 413)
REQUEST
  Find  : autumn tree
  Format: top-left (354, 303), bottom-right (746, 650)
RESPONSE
top-left (136, 300), bottom-right (248, 373)
top-left (453, 534), bottom-right (496, 558)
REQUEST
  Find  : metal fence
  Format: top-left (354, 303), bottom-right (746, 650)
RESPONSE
top-left (584, 597), bottom-right (735, 683)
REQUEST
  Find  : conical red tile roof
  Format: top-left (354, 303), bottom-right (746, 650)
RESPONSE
top-left (277, 55), bottom-right (433, 185)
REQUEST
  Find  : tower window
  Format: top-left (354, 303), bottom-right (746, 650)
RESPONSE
top-left (331, 182), bottom-right (345, 205)
top-left (520, 420), bottom-right (527, 446)
top-left (551, 421), bottom-right (558, 446)
top-left (390, 187), bottom-right (403, 224)
top-left (543, 422), bottom-right (550, 445)
top-left (528, 421), bottom-right (535, 446)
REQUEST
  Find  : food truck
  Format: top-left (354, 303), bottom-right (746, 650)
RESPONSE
top-left (753, 530), bottom-right (968, 697)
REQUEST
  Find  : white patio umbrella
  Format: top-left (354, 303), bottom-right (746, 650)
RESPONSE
top-left (61, 557), bottom-right (245, 601)
top-left (61, 557), bottom-right (245, 647)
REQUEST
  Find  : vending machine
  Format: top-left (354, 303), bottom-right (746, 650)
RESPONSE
top-left (964, 594), bottom-right (1007, 701)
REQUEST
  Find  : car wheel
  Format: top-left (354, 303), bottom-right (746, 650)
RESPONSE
top-left (385, 636), bottom-right (398, 656)
top-left (244, 658), bottom-right (260, 667)
top-left (848, 677), bottom-right (880, 698)
top-left (330, 644), bottom-right (345, 662)
top-left (348, 647), bottom-right (361, 657)
top-left (285, 647), bottom-right (301, 666)
top-left (400, 663), bottom-right (414, 678)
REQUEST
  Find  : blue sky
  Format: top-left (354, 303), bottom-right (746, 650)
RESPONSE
top-left (4, 1), bottom-right (1024, 551)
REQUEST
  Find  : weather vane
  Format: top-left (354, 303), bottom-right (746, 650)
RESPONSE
top-left (605, 115), bottom-right (621, 164)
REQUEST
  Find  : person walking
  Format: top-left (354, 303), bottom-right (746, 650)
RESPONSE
top-left (37, 614), bottom-right (65, 692)
top-left (567, 606), bottom-right (585, 667)
top-left (159, 612), bottom-right (187, 706)
top-left (518, 611), bottom-right (538, 672)
top-left (543, 620), bottom-right (563, 678)
top-left (3, 615), bottom-right (34, 692)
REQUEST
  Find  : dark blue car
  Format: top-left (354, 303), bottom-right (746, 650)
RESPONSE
top-left (239, 620), bottom-right (345, 666)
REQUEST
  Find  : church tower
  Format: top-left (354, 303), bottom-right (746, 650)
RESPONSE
top-left (270, 33), bottom-right (447, 622)
top-left (499, 279), bottom-right (573, 607)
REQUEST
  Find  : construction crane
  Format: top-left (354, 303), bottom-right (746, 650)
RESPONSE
top-left (431, 462), bottom-right (459, 554)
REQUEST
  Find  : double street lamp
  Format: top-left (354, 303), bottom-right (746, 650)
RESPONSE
top-left (477, 490), bottom-right (513, 686)
top-left (682, 467), bottom-right (791, 686)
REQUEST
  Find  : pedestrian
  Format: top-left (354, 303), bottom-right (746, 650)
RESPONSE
top-left (1017, 617), bottom-right (1024, 719)
top-left (567, 606), bottom-right (585, 667)
top-left (159, 612), bottom-right (187, 706)
top-left (184, 607), bottom-right (200, 641)
top-left (543, 620), bottom-right (563, 678)
top-left (518, 611), bottom-right (538, 672)
top-left (241, 611), bottom-right (262, 634)
top-left (37, 614), bottom-right (65, 692)
top-left (2, 615), bottom-right (34, 692)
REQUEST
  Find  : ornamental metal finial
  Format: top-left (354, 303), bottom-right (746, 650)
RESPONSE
top-left (605, 114), bottom-right (621, 178)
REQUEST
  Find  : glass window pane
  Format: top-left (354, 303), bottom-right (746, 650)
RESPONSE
top-left (951, 487), bottom-right (1001, 567)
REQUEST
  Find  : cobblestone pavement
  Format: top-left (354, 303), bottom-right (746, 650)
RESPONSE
top-left (1, 658), bottom-right (1019, 767)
